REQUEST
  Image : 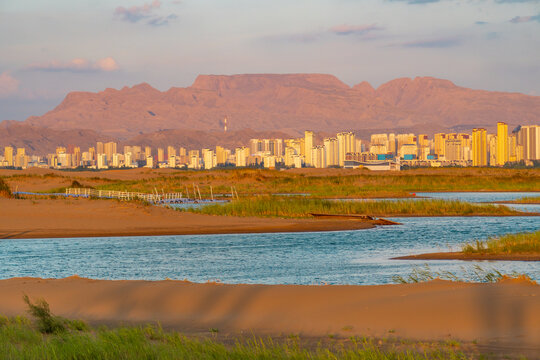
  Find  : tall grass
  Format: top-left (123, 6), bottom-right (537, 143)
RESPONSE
top-left (181, 197), bottom-right (523, 218)
top-left (93, 168), bottom-right (540, 198)
top-left (462, 230), bottom-right (540, 254)
top-left (0, 314), bottom-right (471, 360)
top-left (506, 196), bottom-right (540, 204)
top-left (0, 177), bottom-right (12, 198)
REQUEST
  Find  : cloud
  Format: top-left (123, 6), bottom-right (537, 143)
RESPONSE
top-left (509, 14), bottom-right (540, 23)
top-left (388, 0), bottom-right (441, 4)
top-left (114, 0), bottom-right (177, 26)
top-left (401, 37), bottom-right (462, 48)
top-left (0, 72), bottom-right (19, 97)
top-left (26, 57), bottom-right (120, 73)
top-left (260, 32), bottom-right (323, 43)
top-left (475, 21), bottom-right (488, 25)
top-left (496, 0), bottom-right (540, 3)
top-left (330, 24), bottom-right (384, 36)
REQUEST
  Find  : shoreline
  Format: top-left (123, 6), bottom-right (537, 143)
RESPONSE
top-left (393, 252), bottom-right (540, 261)
top-left (0, 276), bottom-right (538, 353)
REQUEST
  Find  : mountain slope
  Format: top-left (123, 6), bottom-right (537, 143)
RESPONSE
top-left (24, 74), bottom-right (540, 139)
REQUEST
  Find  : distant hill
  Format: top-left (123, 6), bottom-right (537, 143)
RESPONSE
top-left (21, 74), bottom-right (539, 140)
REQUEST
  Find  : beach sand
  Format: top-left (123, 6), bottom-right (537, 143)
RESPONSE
top-left (0, 277), bottom-right (538, 354)
top-left (0, 197), bottom-right (374, 239)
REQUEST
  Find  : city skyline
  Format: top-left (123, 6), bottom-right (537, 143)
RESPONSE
top-left (2, 122), bottom-right (539, 171)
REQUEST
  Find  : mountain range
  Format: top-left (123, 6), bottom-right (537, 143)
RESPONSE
top-left (2, 73), bottom-right (539, 154)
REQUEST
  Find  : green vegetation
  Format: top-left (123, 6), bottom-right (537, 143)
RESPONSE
top-left (91, 168), bottom-right (540, 198)
top-left (504, 196), bottom-right (540, 204)
top-left (180, 197), bottom-right (523, 218)
top-left (0, 177), bottom-right (12, 198)
top-left (392, 264), bottom-right (529, 284)
top-left (0, 304), bottom-right (472, 360)
top-left (462, 230), bottom-right (540, 255)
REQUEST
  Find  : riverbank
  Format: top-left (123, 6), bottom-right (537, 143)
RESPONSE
top-left (181, 196), bottom-right (534, 218)
top-left (395, 230), bottom-right (540, 261)
top-left (0, 197), bottom-right (376, 239)
top-left (393, 252), bottom-right (540, 261)
top-left (0, 276), bottom-right (538, 356)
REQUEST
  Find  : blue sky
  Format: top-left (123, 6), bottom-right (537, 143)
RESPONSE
top-left (0, 0), bottom-right (539, 120)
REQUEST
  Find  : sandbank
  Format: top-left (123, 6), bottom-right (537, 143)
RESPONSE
top-left (0, 277), bottom-right (538, 354)
top-left (393, 252), bottom-right (540, 261)
top-left (0, 197), bottom-right (374, 239)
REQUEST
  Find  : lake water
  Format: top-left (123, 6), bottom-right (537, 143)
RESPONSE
top-left (1, 216), bottom-right (538, 285)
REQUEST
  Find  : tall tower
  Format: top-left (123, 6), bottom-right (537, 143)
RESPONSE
top-left (496, 122), bottom-right (508, 166)
top-left (304, 130), bottom-right (314, 166)
top-left (472, 128), bottom-right (487, 166)
top-left (223, 116), bottom-right (228, 132)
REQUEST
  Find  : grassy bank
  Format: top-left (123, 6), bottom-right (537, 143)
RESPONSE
top-left (180, 197), bottom-right (524, 218)
top-left (502, 196), bottom-right (540, 204)
top-left (3, 168), bottom-right (539, 199)
top-left (462, 230), bottom-right (540, 255)
top-left (0, 315), bottom-right (474, 360)
top-left (0, 177), bottom-right (12, 198)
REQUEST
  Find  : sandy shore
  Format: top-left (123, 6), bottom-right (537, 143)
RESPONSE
top-left (0, 277), bottom-right (538, 353)
top-left (0, 197), bottom-right (374, 239)
top-left (393, 252), bottom-right (540, 261)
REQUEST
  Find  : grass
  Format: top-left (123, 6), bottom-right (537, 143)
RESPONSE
top-left (0, 177), bottom-right (12, 198)
top-left (392, 264), bottom-right (531, 284)
top-left (504, 196), bottom-right (540, 204)
top-left (0, 312), bottom-right (472, 360)
top-left (179, 197), bottom-right (524, 218)
top-left (87, 168), bottom-right (540, 198)
top-left (462, 230), bottom-right (540, 255)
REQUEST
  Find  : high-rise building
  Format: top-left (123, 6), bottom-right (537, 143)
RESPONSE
top-left (202, 149), bottom-right (215, 169)
top-left (496, 122), bottom-right (508, 166)
top-left (519, 125), bottom-right (540, 160)
top-left (433, 133), bottom-right (446, 159)
top-left (304, 131), bottom-right (314, 166)
top-left (15, 148), bottom-right (26, 168)
top-left (337, 132), bottom-right (355, 167)
top-left (145, 146), bottom-right (152, 159)
top-left (97, 154), bottom-right (108, 169)
top-left (4, 146), bottom-right (13, 167)
top-left (167, 146), bottom-right (176, 159)
top-left (472, 128), bottom-right (487, 166)
top-left (157, 148), bottom-right (165, 162)
top-left (73, 147), bottom-right (81, 167)
top-left (179, 147), bottom-right (187, 157)
top-left (235, 147), bottom-right (249, 167)
top-left (104, 142), bottom-right (117, 165)
top-left (216, 146), bottom-right (228, 165)
top-left (311, 146), bottom-right (326, 168)
top-left (96, 142), bottom-right (104, 155)
top-left (323, 138), bottom-right (338, 167)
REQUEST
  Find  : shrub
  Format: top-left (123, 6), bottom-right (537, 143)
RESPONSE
top-left (0, 177), bottom-right (12, 198)
top-left (23, 295), bottom-right (66, 334)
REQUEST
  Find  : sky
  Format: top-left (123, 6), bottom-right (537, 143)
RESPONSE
top-left (0, 0), bottom-right (539, 121)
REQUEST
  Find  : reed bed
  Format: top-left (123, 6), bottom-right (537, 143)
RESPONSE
top-left (0, 177), bottom-right (12, 198)
top-left (0, 315), bottom-right (471, 360)
top-left (182, 197), bottom-right (522, 218)
top-left (93, 168), bottom-right (540, 198)
top-left (505, 196), bottom-right (540, 204)
top-left (462, 230), bottom-right (540, 254)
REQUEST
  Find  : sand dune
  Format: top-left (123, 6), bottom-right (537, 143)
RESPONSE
top-left (0, 277), bottom-right (538, 352)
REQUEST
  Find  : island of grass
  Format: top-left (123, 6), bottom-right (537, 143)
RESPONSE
top-left (393, 230), bottom-right (540, 261)
top-left (494, 196), bottom-right (540, 205)
top-left (178, 196), bottom-right (533, 219)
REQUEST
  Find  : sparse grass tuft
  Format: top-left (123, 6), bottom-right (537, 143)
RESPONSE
top-left (462, 230), bottom-right (540, 254)
top-left (392, 264), bottom-right (529, 284)
top-left (22, 294), bottom-right (67, 334)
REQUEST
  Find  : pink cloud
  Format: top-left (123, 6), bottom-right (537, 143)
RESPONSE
top-left (330, 24), bottom-right (384, 36)
top-left (26, 57), bottom-right (120, 73)
top-left (0, 72), bottom-right (19, 97)
top-left (114, 0), bottom-right (161, 22)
